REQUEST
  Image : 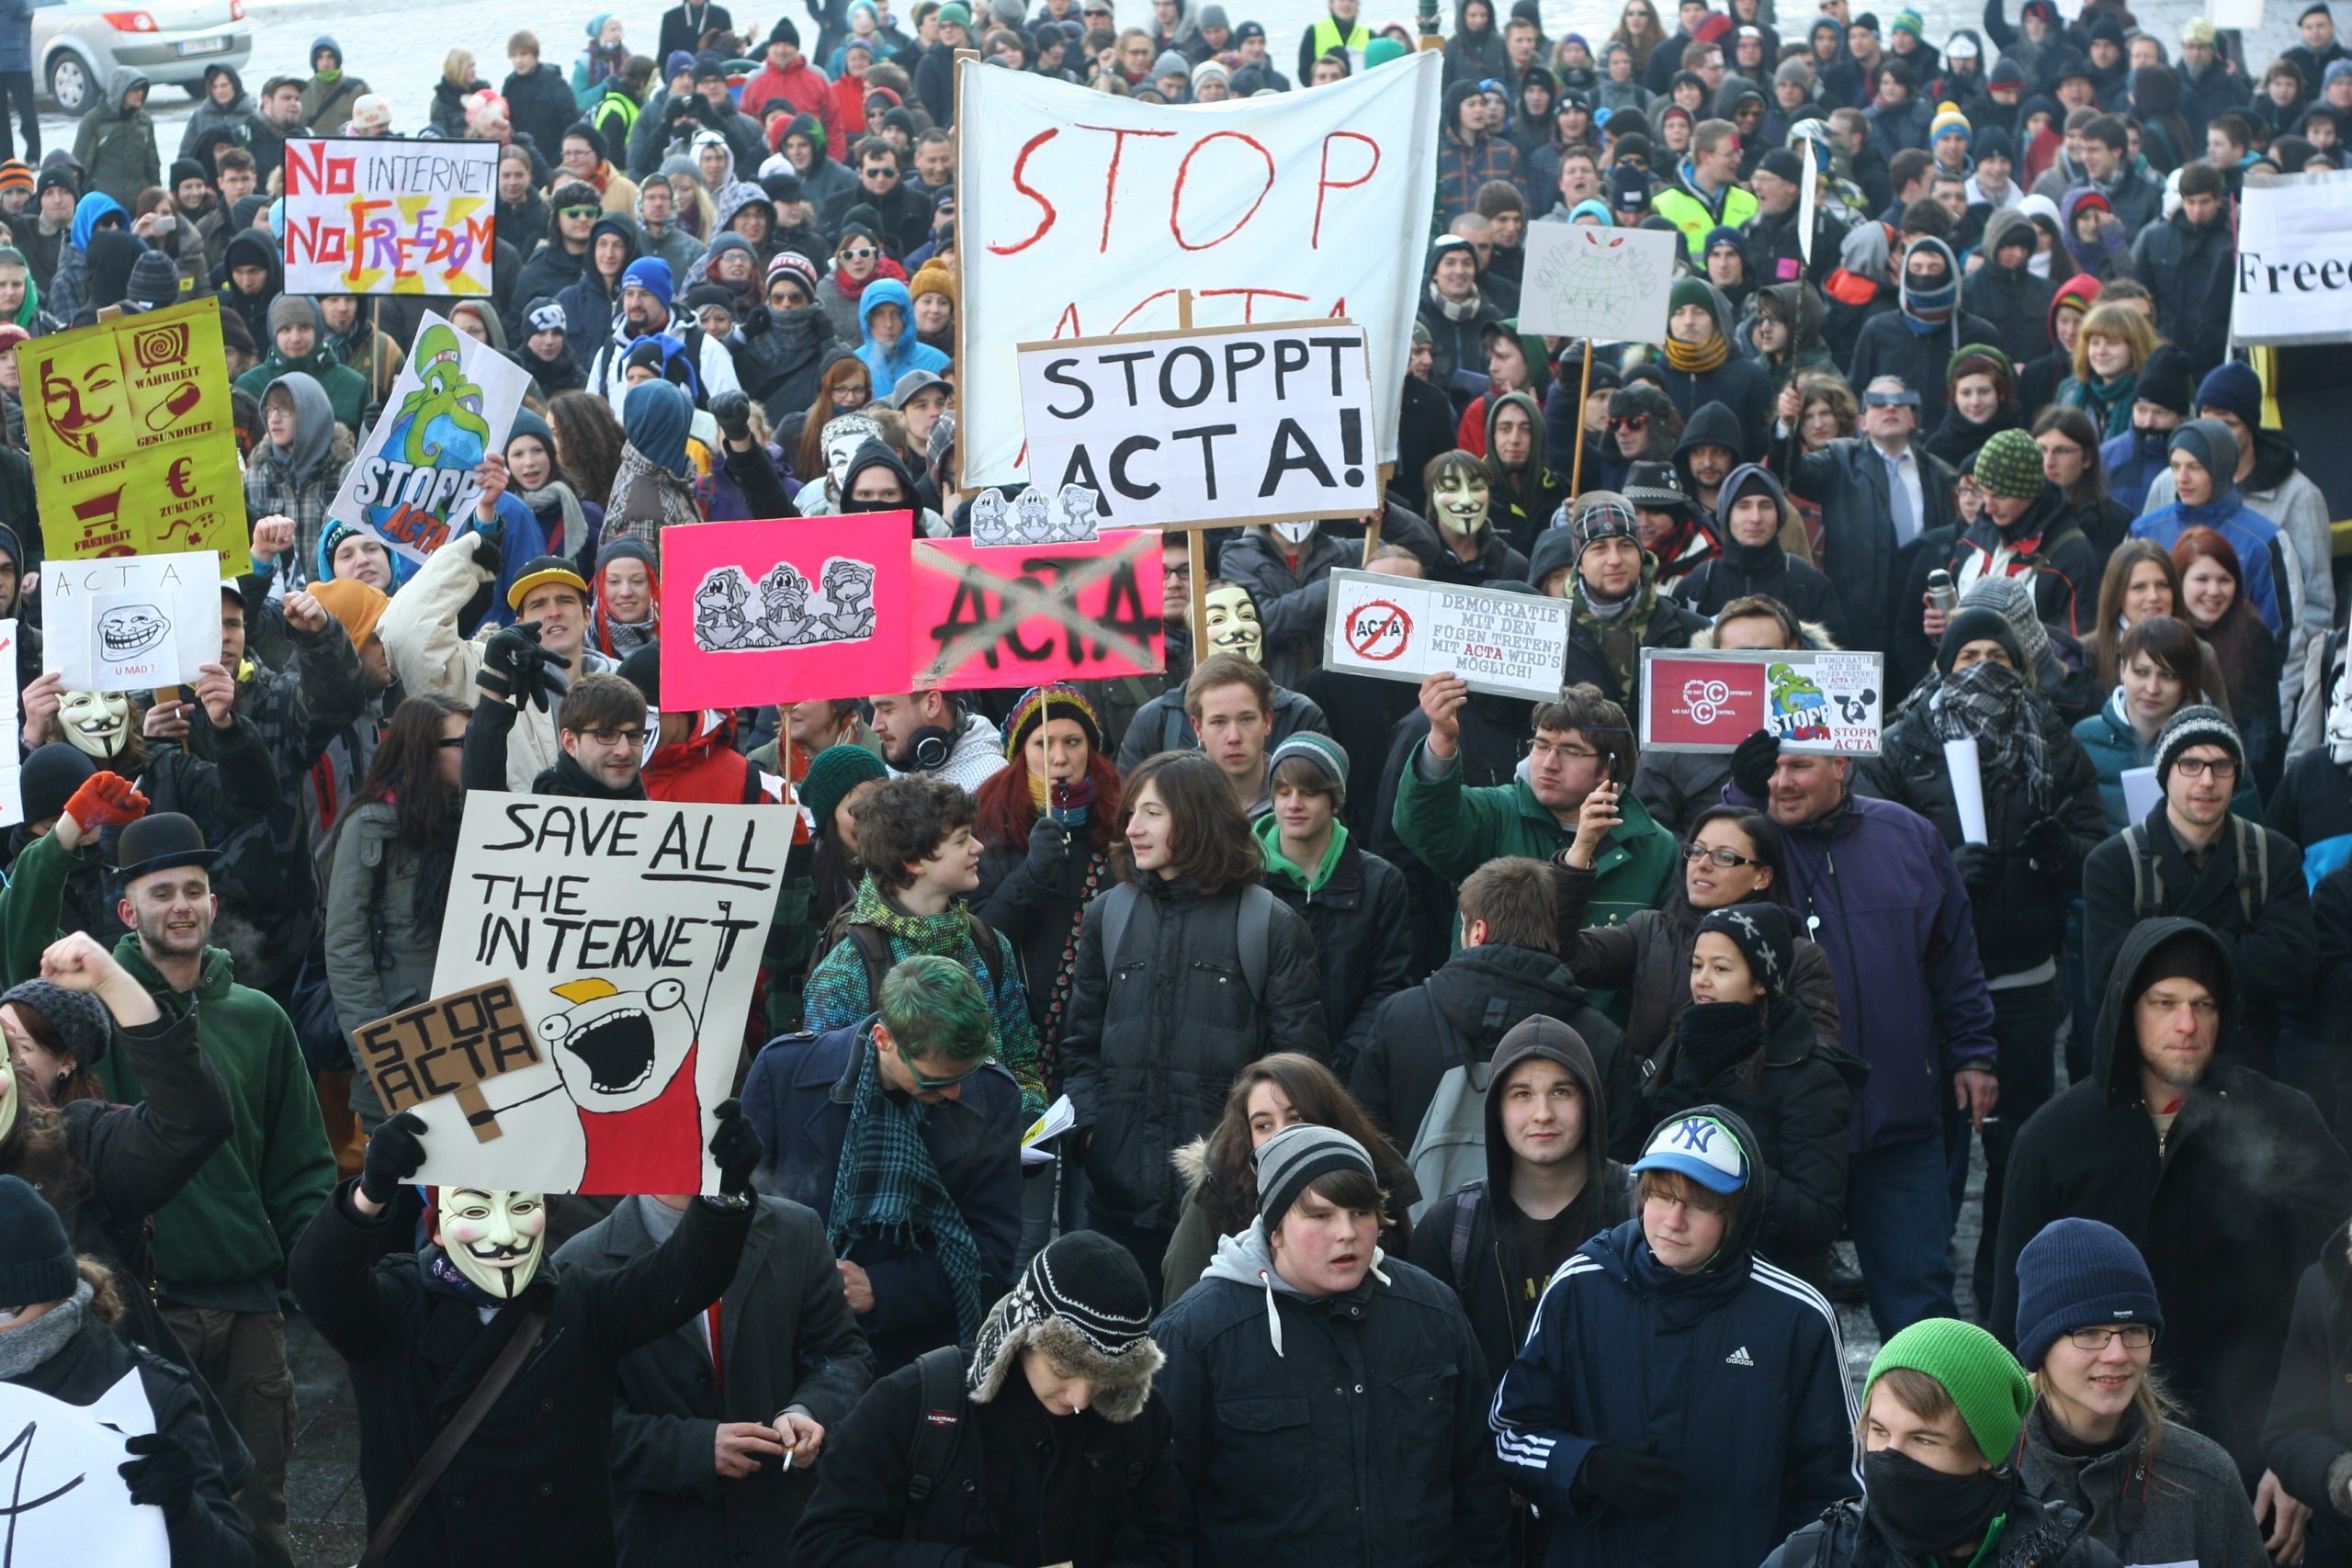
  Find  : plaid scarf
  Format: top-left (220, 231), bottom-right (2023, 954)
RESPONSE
top-left (828, 1036), bottom-right (989, 1343)
top-left (1925, 659), bottom-right (2053, 818)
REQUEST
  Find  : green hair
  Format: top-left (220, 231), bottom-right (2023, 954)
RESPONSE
top-left (878, 954), bottom-right (995, 1064)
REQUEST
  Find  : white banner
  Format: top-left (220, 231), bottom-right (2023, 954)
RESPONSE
top-left (1320, 570), bottom-right (1570, 702)
top-left (956, 51), bottom-right (1442, 489)
top-left (2231, 170), bottom-right (2352, 344)
top-left (0, 1371), bottom-right (167, 1567)
top-left (326, 311), bottom-right (532, 568)
top-left (1015, 321), bottom-right (1380, 527)
top-left (281, 137), bottom-right (498, 297)
top-left (1519, 222), bottom-right (1679, 344)
top-left (424, 795), bottom-right (791, 1195)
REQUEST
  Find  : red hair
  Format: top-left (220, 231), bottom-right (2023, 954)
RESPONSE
top-left (973, 746), bottom-right (1124, 854)
top-left (592, 549), bottom-right (662, 657)
top-left (2168, 525), bottom-right (2241, 585)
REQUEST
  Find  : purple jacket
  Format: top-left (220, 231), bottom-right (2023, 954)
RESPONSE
top-left (1724, 781), bottom-right (1996, 1152)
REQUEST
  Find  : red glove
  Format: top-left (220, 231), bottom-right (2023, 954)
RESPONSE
top-left (62, 773), bottom-right (150, 835)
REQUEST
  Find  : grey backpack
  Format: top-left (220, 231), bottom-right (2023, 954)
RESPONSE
top-left (1405, 991), bottom-right (1516, 1222)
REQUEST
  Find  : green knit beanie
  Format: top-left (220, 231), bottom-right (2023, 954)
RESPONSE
top-left (1973, 427), bottom-right (2045, 502)
top-left (1866, 1318), bottom-right (2034, 1467)
top-left (1668, 276), bottom-right (1717, 326)
top-left (799, 743), bottom-right (888, 832)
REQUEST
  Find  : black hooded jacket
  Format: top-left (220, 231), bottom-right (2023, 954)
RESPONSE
top-left (1991, 918), bottom-right (2352, 1484)
top-left (1350, 941), bottom-right (1629, 1167)
top-left (214, 228), bottom-right (281, 349)
top-left (1410, 1015), bottom-right (1633, 1387)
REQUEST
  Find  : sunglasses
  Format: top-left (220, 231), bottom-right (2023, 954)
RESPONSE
top-left (1609, 413), bottom-right (1648, 433)
top-left (839, 245), bottom-right (878, 260)
top-left (437, 736), bottom-right (468, 750)
top-left (902, 1049), bottom-right (990, 1093)
top-left (769, 288), bottom-right (809, 305)
top-left (559, 205), bottom-right (601, 219)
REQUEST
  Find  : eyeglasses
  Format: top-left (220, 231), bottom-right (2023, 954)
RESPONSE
top-left (1521, 737), bottom-right (1600, 763)
top-left (839, 245), bottom-right (877, 261)
top-left (1609, 414), bottom-right (1648, 433)
top-left (576, 727), bottom-right (648, 746)
top-left (559, 205), bottom-right (601, 219)
top-left (2065, 1325), bottom-right (2154, 1351)
top-left (1682, 842), bottom-right (1765, 869)
top-left (437, 736), bottom-right (468, 750)
top-left (2172, 756), bottom-right (2238, 780)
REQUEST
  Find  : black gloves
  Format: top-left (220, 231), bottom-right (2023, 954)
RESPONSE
top-left (119, 1431), bottom-right (198, 1513)
top-left (1578, 1441), bottom-right (1688, 1517)
top-left (1729, 728), bottom-right (1781, 801)
top-left (1951, 841), bottom-right (2000, 892)
top-left (708, 1098), bottom-right (763, 1198)
top-left (740, 307), bottom-right (770, 337)
top-left (358, 1111), bottom-right (428, 1206)
top-left (712, 389), bottom-right (754, 446)
top-left (1027, 811), bottom-right (1070, 868)
top-left (2020, 815), bottom-right (2072, 876)
top-left (479, 621), bottom-right (572, 712)
top-left (471, 534), bottom-right (503, 583)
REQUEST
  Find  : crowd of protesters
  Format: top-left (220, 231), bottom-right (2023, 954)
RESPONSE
top-left (0, 0), bottom-right (2344, 1563)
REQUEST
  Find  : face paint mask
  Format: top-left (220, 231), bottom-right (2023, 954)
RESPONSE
top-left (435, 1188), bottom-right (548, 1299)
top-left (1271, 521), bottom-right (1317, 546)
top-left (1432, 469), bottom-right (1491, 536)
top-left (821, 413), bottom-right (883, 488)
top-left (57, 691), bottom-right (130, 760)
top-left (1203, 583), bottom-right (1263, 663)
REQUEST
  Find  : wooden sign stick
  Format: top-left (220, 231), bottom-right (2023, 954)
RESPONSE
top-left (454, 1082), bottom-right (503, 1142)
top-left (1568, 338), bottom-right (1595, 499)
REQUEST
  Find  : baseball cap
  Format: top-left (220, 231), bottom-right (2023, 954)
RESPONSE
top-left (1631, 1112), bottom-right (1751, 1194)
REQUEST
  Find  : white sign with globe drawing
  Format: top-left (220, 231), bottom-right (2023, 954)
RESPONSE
top-left (1519, 223), bottom-right (1679, 345)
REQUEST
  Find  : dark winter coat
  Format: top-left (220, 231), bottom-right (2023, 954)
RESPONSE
top-left (1763, 1491), bottom-right (2123, 1568)
top-left (1720, 779), bottom-right (1997, 1151)
top-left (741, 1021), bottom-right (1023, 1372)
top-left (1858, 686), bottom-right (2108, 976)
top-left (2079, 802), bottom-right (2314, 1074)
top-left (1114, 684), bottom-right (1330, 773)
top-left (1657, 354), bottom-right (1776, 463)
top-left (1563, 575), bottom-right (1710, 725)
top-left (12, 1314), bottom-right (252, 1566)
top-left (1669, 536), bottom-right (1849, 645)
top-left (1260, 829), bottom-right (1418, 1080)
top-left (1410, 1017), bottom-right (1634, 1387)
top-left (1775, 434), bottom-right (1960, 657)
top-left (1846, 304), bottom-right (2003, 427)
top-left (1351, 942), bottom-right (1628, 1158)
top-left (1950, 483), bottom-right (2100, 636)
top-left (1154, 1248), bottom-right (1511, 1568)
top-left (2020, 1400), bottom-right (2270, 1568)
top-left (290, 1180), bottom-right (754, 1568)
top-left (737, 302), bottom-right (839, 425)
top-left (1492, 1107), bottom-right (1860, 1568)
top-left (551, 1195), bottom-right (873, 1563)
top-left (1060, 874), bottom-right (1327, 1231)
top-left (2129, 208), bottom-right (2233, 378)
top-left (504, 62), bottom-right (582, 167)
top-left (1962, 215), bottom-right (2058, 363)
top-left (1992, 916), bottom-right (2352, 1484)
top-left (2266, 1220), bottom-right (2352, 1568)
top-left (790, 1345), bottom-right (1186, 1568)
top-left (1216, 527), bottom-right (1356, 691)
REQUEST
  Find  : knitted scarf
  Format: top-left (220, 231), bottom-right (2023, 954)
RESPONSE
top-left (1924, 658), bottom-right (2053, 818)
top-left (0, 1279), bottom-right (88, 1379)
top-left (1663, 330), bottom-right (1730, 374)
top-left (1427, 280), bottom-right (1485, 321)
top-left (1901, 272), bottom-right (1958, 333)
top-left (828, 1035), bottom-right (988, 1342)
top-left (1573, 567), bottom-right (1662, 696)
top-left (803, 876), bottom-right (1048, 1111)
top-left (515, 479), bottom-right (588, 558)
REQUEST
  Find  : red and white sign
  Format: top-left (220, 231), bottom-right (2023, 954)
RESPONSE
top-left (1321, 570), bottom-right (1568, 702)
top-left (956, 53), bottom-right (1442, 488)
top-left (1639, 649), bottom-right (1884, 755)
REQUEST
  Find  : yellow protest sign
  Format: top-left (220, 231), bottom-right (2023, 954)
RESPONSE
top-left (22, 297), bottom-right (241, 574)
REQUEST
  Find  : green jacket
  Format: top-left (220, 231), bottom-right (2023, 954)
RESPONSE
top-left (72, 73), bottom-right (160, 213)
top-left (96, 938), bottom-right (334, 1292)
top-left (235, 344), bottom-right (370, 434)
top-left (1392, 739), bottom-right (1679, 927)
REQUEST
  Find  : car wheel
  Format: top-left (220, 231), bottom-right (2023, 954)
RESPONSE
top-left (46, 54), bottom-right (89, 116)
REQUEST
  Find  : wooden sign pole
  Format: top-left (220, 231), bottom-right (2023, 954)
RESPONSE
top-left (1567, 338), bottom-right (1595, 499)
top-left (1169, 289), bottom-right (1215, 660)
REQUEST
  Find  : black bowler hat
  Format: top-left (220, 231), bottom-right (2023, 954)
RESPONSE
top-left (111, 811), bottom-right (219, 886)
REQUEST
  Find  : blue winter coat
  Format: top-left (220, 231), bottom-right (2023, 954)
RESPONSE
top-left (739, 1019), bottom-right (1023, 1372)
top-left (1721, 781), bottom-right (1996, 1150)
top-left (2131, 491), bottom-right (2295, 640)
top-left (1491, 1111), bottom-right (1860, 1568)
top-left (2098, 425), bottom-right (2169, 517)
top-left (853, 277), bottom-right (949, 398)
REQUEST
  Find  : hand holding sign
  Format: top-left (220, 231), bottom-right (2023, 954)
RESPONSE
top-left (356, 1111), bottom-right (428, 1212)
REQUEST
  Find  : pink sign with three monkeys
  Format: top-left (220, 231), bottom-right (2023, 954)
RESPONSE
top-left (658, 512), bottom-right (916, 709)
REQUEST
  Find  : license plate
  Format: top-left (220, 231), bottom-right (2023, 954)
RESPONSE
top-left (174, 35), bottom-right (226, 55)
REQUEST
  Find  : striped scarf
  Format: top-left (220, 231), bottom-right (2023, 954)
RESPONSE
top-left (1663, 331), bottom-right (1730, 374)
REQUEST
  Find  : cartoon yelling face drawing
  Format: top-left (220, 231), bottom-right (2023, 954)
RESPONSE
top-left (540, 976), bottom-right (707, 1193)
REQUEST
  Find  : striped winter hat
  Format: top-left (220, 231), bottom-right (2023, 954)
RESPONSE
top-left (966, 1230), bottom-right (1164, 1420)
top-left (1930, 102), bottom-right (1972, 143)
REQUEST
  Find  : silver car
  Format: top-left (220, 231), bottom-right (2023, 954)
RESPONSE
top-left (35, 0), bottom-right (252, 116)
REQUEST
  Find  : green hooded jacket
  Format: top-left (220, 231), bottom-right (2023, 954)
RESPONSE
top-left (235, 340), bottom-right (370, 434)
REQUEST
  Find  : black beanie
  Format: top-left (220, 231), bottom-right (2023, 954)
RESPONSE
top-left (1938, 605), bottom-right (2021, 673)
top-left (0, 979), bottom-right (109, 1071)
top-left (17, 742), bottom-right (92, 829)
top-left (2131, 927), bottom-right (2227, 1012)
top-left (2138, 344), bottom-right (2195, 417)
top-left (0, 1175), bottom-right (77, 1308)
top-left (616, 640), bottom-right (662, 709)
top-left (1695, 904), bottom-right (1796, 998)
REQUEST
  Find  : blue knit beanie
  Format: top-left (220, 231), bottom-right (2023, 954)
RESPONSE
top-left (2196, 360), bottom-right (2262, 430)
top-left (2014, 1217), bottom-right (2165, 1371)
